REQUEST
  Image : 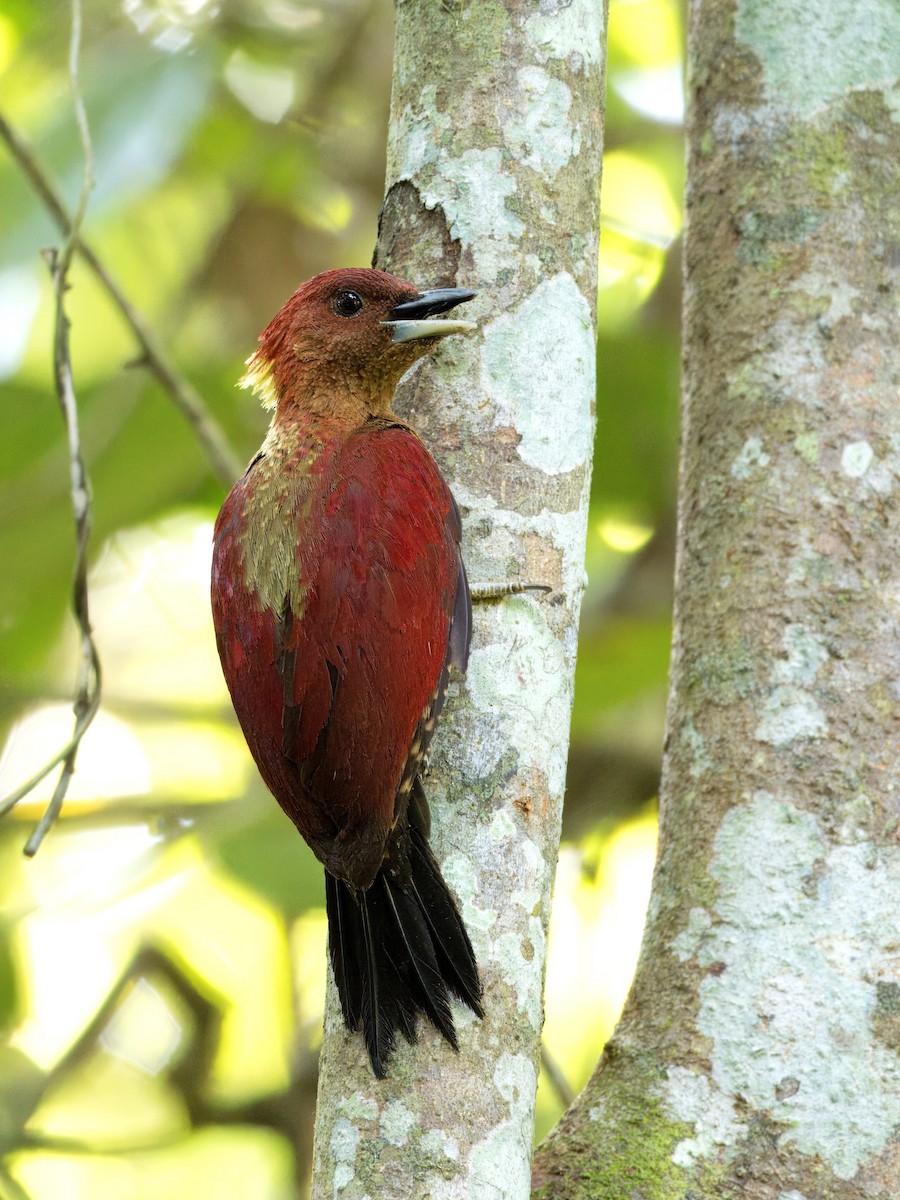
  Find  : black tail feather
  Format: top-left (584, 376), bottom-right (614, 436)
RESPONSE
top-left (325, 874), bottom-right (360, 1029)
top-left (325, 832), bottom-right (482, 1077)
top-left (408, 826), bottom-right (484, 1017)
top-left (357, 893), bottom-right (386, 1073)
top-left (381, 876), bottom-right (457, 1047)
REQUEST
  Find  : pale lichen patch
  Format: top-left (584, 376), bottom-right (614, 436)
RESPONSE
top-left (452, 479), bottom-right (591, 615)
top-left (734, 0), bottom-right (900, 119)
top-left (701, 792), bottom-right (900, 1178)
top-left (441, 853), bottom-right (498, 934)
top-left (505, 67), bottom-right (576, 178)
top-left (841, 440), bottom-right (874, 478)
top-left (465, 601), bottom-right (572, 796)
top-left (389, 86), bottom-right (449, 180)
top-left (763, 313), bottom-right (829, 409)
top-left (494, 1052), bottom-right (537, 1107)
top-left (493, 920), bottom-right (546, 1029)
top-left (773, 624), bottom-right (828, 685)
top-left (712, 103), bottom-right (763, 152)
top-left (489, 807), bottom-right (517, 843)
top-left (793, 271), bottom-right (858, 331)
top-left (380, 1099), bottom-right (417, 1147)
top-left (523, 1), bottom-right (604, 72)
top-left (480, 273), bottom-right (595, 476)
top-left (662, 1066), bottom-right (741, 1167)
top-left (438, 148), bottom-right (526, 247)
top-left (683, 718), bottom-right (712, 777)
top-left (388, 98), bottom-right (526, 283)
top-left (731, 435), bottom-right (771, 479)
top-left (465, 1056), bottom-right (537, 1200)
top-left (755, 686), bottom-right (826, 745)
top-left (672, 906), bottom-right (713, 963)
top-left (865, 457), bottom-right (895, 497)
top-left (329, 1117), bottom-right (361, 1196)
top-left (469, 1119), bottom-right (532, 1200)
top-left (786, 532), bottom-right (832, 587)
top-left (756, 625), bottom-right (829, 745)
top-left (442, 781), bottom-right (549, 1029)
top-left (420, 1129), bottom-right (460, 1162)
top-left (337, 1093), bottom-right (378, 1122)
top-left (511, 837), bottom-right (546, 912)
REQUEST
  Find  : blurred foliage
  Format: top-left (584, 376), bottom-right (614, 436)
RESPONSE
top-left (0, 0), bottom-right (682, 1194)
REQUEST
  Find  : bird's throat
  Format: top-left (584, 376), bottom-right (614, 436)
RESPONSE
top-left (244, 346), bottom-right (398, 427)
top-left (236, 417), bottom-right (340, 618)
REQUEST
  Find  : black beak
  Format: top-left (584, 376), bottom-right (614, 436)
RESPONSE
top-left (383, 287), bottom-right (478, 345)
top-left (387, 288), bottom-right (477, 321)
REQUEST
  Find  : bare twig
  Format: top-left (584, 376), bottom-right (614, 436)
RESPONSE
top-left (541, 1042), bottom-right (576, 1109)
top-left (0, 0), bottom-right (102, 854)
top-left (0, 120), bottom-right (242, 487)
top-left (0, 683), bottom-right (99, 827)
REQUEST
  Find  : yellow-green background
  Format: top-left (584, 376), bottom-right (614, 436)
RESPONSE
top-left (0, 1), bottom-right (682, 1195)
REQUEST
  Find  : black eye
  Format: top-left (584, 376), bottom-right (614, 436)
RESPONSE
top-left (332, 290), bottom-right (364, 318)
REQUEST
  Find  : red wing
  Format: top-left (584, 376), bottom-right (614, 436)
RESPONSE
top-left (279, 423), bottom-right (466, 843)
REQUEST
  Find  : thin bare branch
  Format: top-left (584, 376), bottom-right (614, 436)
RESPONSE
top-left (0, 117), bottom-right (242, 487)
top-left (541, 1042), bottom-right (576, 1109)
top-left (0, 678), bottom-right (99, 823)
top-left (0, 0), bottom-right (102, 854)
top-left (61, 0), bottom-right (93, 273)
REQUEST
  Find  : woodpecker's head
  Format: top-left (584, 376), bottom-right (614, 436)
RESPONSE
top-left (241, 268), bottom-right (476, 417)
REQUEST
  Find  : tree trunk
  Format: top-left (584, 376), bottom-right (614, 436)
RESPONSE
top-left (309, 2), bottom-right (606, 1197)
top-left (532, 1), bottom-right (900, 1197)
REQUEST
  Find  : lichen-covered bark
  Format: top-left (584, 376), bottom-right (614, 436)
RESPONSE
top-left (309, 2), bottom-right (606, 1197)
top-left (532, 1), bottom-right (900, 1198)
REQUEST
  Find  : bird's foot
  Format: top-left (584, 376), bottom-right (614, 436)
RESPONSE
top-left (470, 581), bottom-right (552, 602)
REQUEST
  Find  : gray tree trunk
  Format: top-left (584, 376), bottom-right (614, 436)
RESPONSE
top-left (309, 1), bottom-right (607, 1198)
top-left (532, 1), bottom-right (900, 1197)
